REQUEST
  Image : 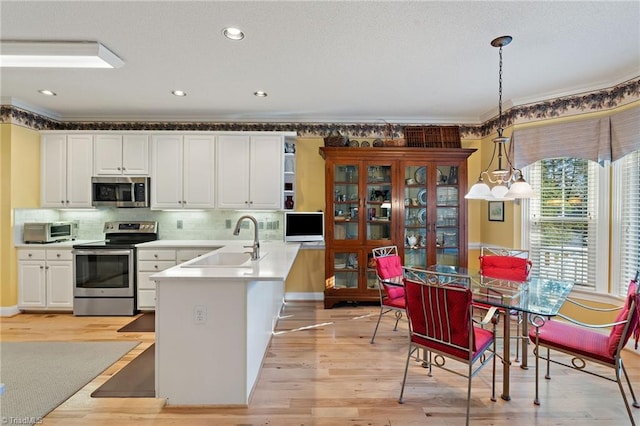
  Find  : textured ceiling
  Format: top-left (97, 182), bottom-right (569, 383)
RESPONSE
top-left (1, 1), bottom-right (639, 124)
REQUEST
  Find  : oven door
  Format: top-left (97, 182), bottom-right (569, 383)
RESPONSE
top-left (73, 249), bottom-right (134, 297)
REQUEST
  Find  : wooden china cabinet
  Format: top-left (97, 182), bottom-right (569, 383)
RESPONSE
top-left (320, 147), bottom-right (475, 308)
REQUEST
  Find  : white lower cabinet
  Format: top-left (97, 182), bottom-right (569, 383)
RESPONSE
top-left (137, 247), bottom-right (214, 310)
top-left (18, 248), bottom-right (74, 310)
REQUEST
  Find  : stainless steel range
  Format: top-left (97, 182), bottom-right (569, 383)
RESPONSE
top-left (72, 221), bottom-right (158, 316)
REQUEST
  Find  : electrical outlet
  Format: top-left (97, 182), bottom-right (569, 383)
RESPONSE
top-left (177, 220), bottom-right (183, 229)
top-left (225, 219), bottom-right (232, 229)
top-left (193, 305), bottom-right (207, 324)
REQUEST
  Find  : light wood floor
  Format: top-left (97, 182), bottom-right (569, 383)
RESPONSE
top-left (2, 301), bottom-right (639, 425)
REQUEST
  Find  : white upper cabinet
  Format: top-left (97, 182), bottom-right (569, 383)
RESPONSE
top-left (216, 134), bottom-right (283, 209)
top-left (41, 134), bottom-right (93, 208)
top-left (94, 134), bottom-right (149, 175)
top-left (151, 134), bottom-right (216, 209)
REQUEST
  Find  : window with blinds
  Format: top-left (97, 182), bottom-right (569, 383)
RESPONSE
top-left (612, 150), bottom-right (640, 296)
top-left (525, 158), bottom-right (600, 288)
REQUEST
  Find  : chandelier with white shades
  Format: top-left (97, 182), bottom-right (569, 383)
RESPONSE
top-left (465, 36), bottom-right (534, 201)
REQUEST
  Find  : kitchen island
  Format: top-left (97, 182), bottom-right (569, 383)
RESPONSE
top-left (149, 241), bottom-right (300, 406)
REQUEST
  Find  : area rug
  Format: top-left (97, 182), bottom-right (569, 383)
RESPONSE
top-left (91, 344), bottom-right (155, 398)
top-left (117, 312), bottom-right (155, 332)
top-left (0, 341), bottom-right (139, 425)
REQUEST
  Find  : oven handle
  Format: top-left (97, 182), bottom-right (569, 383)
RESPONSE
top-left (73, 249), bottom-right (133, 256)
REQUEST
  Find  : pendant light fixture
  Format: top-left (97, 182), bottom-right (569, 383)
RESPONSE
top-left (465, 36), bottom-right (534, 201)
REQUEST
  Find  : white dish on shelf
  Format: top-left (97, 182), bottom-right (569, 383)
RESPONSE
top-left (418, 188), bottom-right (427, 205)
top-left (418, 208), bottom-right (427, 224)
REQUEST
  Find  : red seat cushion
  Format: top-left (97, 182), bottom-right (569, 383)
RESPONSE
top-left (480, 256), bottom-right (531, 281)
top-left (384, 295), bottom-right (406, 309)
top-left (375, 255), bottom-right (403, 280)
top-left (385, 284), bottom-right (404, 300)
top-left (375, 255), bottom-right (406, 301)
top-left (528, 320), bottom-right (614, 365)
top-left (606, 280), bottom-right (638, 356)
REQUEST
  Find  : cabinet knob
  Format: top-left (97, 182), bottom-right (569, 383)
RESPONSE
top-left (117, 167), bottom-right (122, 170)
top-left (183, 200), bottom-right (186, 204)
top-left (56, 253), bottom-right (61, 258)
top-left (154, 254), bottom-right (158, 258)
top-left (28, 253), bottom-right (32, 257)
top-left (45, 266), bottom-right (49, 270)
top-left (154, 265), bottom-right (159, 269)
top-left (40, 266), bottom-right (44, 269)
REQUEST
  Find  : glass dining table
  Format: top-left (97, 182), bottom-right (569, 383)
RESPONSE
top-left (424, 265), bottom-right (575, 401)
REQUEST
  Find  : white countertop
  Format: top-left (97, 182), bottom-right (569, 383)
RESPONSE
top-left (150, 241), bottom-right (301, 281)
top-left (15, 239), bottom-right (98, 248)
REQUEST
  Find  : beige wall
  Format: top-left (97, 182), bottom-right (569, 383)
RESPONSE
top-left (294, 137), bottom-right (325, 213)
top-left (1, 124), bottom-right (40, 310)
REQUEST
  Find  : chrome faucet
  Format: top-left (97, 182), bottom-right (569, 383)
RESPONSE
top-left (233, 215), bottom-right (260, 260)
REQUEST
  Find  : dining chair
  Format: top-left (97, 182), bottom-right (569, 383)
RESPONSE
top-left (478, 246), bottom-right (532, 362)
top-left (399, 268), bottom-right (498, 426)
top-left (528, 271), bottom-right (640, 425)
top-left (370, 245), bottom-right (405, 344)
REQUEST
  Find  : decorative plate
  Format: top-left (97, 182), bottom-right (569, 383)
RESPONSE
top-left (360, 140), bottom-right (370, 147)
top-left (415, 166), bottom-right (426, 184)
top-left (349, 140), bottom-right (359, 147)
top-left (417, 188), bottom-right (427, 205)
top-left (418, 208), bottom-right (427, 225)
top-left (373, 138), bottom-right (384, 147)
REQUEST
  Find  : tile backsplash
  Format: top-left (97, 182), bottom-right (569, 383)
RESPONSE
top-left (13, 208), bottom-right (284, 243)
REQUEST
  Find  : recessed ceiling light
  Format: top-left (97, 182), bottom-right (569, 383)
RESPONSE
top-left (254, 91), bottom-right (268, 97)
top-left (222, 27), bottom-right (245, 41)
top-left (172, 90), bottom-right (187, 97)
top-left (38, 89), bottom-right (57, 96)
top-left (0, 40), bottom-right (124, 68)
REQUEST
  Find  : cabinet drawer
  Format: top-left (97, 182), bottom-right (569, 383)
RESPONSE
top-left (18, 249), bottom-right (46, 261)
top-left (46, 250), bottom-right (73, 261)
top-left (137, 250), bottom-right (176, 261)
top-left (138, 260), bottom-right (176, 272)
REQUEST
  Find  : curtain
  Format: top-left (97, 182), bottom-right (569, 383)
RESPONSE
top-left (610, 106), bottom-right (640, 162)
top-left (512, 117), bottom-right (611, 168)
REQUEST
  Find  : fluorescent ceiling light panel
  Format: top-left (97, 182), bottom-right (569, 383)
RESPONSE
top-left (0, 41), bottom-right (124, 68)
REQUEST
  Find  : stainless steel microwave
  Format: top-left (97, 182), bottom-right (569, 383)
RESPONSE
top-left (92, 176), bottom-right (150, 208)
top-left (24, 221), bottom-right (78, 243)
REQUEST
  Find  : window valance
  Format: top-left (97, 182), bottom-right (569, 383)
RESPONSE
top-left (610, 106), bottom-right (640, 162)
top-left (512, 105), bottom-right (640, 168)
top-left (512, 117), bottom-right (611, 168)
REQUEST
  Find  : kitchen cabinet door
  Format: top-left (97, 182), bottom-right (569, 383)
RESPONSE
top-left (46, 261), bottom-right (74, 308)
top-left (18, 261), bottom-right (47, 308)
top-left (151, 134), bottom-right (215, 209)
top-left (41, 134), bottom-right (93, 208)
top-left (182, 135), bottom-right (216, 209)
top-left (94, 134), bottom-right (149, 175)
top-left (18, 248), bottom-right (73, 310)
top-left (151, 135), bottom-right (184, 209)
top-left (216, 134), bottom-right (283, 209)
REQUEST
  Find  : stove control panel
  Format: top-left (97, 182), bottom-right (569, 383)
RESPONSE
top-left (103, 221), bottom-right (158, 234)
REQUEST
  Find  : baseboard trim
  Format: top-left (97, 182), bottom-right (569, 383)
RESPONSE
top-left (285, 292), bottom-right (324, 301)
top-left (1, 305), bottom-right (21, 317)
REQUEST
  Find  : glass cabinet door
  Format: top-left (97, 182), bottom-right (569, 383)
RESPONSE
top-left (403, 164), bottom-right (428, 267)
top-left (365, 164), bottom-right (393, 242)
top-left (331, 251), bottom-right (359, 289)
top-left (333, 164), bottom-right (359, 241)
top-left (435, 164), bottom-right (460, 266)
top-left (402, 162), bottom-right (462, 268)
